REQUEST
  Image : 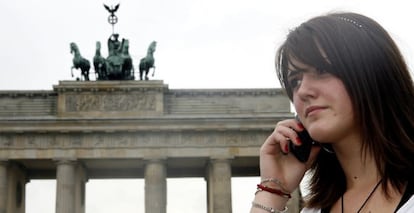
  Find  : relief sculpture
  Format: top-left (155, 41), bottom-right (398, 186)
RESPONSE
top-left (65, 93), bottom-right (157, 112)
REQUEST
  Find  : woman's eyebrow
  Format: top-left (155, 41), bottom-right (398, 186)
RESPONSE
top-left (287, 69), bottom-right (304, 78)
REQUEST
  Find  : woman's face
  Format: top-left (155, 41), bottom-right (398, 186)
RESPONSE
top-left (288, 59), bottom-right (356, 143)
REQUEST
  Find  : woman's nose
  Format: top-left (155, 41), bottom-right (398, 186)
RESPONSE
top-left (296, 74), bottom-right (317, 100)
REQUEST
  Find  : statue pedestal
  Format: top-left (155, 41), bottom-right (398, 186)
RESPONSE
top-left (53, 80), bottom-right (166, 118)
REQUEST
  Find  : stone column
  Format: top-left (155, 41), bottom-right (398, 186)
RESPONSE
top-left (7, 163), bottom-right (27, 213)
top-left (0, 161), bottom-right (8, 213)
top-left (75, 163), bottom-right (88, 213)
top-left (55, 159), bottom-right (77, 213)
top-left (206, 158), bottom-right (232, 213)
top-left (145, 159), bottom-right (166, 213)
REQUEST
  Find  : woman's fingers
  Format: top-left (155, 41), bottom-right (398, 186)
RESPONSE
top-left (258, 118), bottom-right (318, 191)
top-left (262, 119), bottom-right (303, 154)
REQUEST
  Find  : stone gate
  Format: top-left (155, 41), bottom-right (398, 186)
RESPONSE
top-left (0, 80), bottom-right (298, 213)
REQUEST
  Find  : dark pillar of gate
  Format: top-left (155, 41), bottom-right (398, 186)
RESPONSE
top-left (7, 163), bottom-right (27, 213)
top-left (75, 163), bottom-right (88, 213)
top-left (55, 159), bottom-right (87, 213)
top-left (206, 158), bottom-right (232, 213)
top-left (0, 161), bottom-right (8, 213)
top-left (0, 161), bottom-right (27, 213)
top-left (145, 159), bottom-right (167, 213)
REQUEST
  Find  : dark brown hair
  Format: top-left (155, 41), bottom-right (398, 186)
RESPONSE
top-left (275, 12), bottom-right (414, 209)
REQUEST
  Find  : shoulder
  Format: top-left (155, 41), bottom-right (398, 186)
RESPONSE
top-left (397, 195), bottom-right (414, 213)
top-left (300, 207), bottom-right (321, 213)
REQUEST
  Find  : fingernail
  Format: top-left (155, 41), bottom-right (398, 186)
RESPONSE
top-left (296, 137), bottom-right (302, 145)
top-left (284, 144), bottom-right (289, 153)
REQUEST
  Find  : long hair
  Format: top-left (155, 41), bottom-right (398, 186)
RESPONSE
top-left (275, 12), bottom-right (414, 208)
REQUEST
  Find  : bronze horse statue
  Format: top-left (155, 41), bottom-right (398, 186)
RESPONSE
top-left (69, 34), bottom-right (139, 81)
top-left (120, 39), bottom-right (134, 80)
top-left (70, 42), bottom-right (90, 81)
top-left (139, 41), bottom-right (157, 80)
top-left (93, 41), bottom-right (107, 80)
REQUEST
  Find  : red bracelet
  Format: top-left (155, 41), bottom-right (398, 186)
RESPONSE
top-left (256, 184), bottom-right (291, 198)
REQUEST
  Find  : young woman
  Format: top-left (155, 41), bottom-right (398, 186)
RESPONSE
top-left (251, 12), bottom-right (414, 213)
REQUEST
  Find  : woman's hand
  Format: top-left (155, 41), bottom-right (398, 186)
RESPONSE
top-left (259, 118), bottom-right (321, 192)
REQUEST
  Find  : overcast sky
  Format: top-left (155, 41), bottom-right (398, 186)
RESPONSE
top-left (2, 0), bottom-right (414, 212)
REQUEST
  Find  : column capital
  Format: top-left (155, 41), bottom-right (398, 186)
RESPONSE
top-left (209, 156), bottom-right (234, 163)
top-left (53, 158), bottom-right (77, 165)
top-left (144, 157), bottom-right (167, 164)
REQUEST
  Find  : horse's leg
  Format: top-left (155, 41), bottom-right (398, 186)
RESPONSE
top-left (139, 69), bottom-right (143, 80)
top-left (144, 69), bottom-right (147, 80)
top-left (82, 70), bottom-right (89, 81)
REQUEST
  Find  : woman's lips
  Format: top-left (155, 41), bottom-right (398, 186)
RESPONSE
top-left (305, 106), bottom-right (326, 117)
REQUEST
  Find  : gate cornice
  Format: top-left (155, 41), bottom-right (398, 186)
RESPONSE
top-left (0, 114), bottom-right (292, 133)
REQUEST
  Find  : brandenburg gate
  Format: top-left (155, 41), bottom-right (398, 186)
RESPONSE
top-left (0, 80), bottom-right (299, 213)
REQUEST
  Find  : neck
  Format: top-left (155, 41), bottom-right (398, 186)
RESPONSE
top-left (341, 179), bottom-right (383, 213)
top-left (332, 134), bottom-right (380, 188)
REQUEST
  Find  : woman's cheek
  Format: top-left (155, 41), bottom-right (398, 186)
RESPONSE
top-left (293, 97), bottom-right (303, 115)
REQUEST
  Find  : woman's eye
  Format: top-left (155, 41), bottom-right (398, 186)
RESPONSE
top-left (288, 78), bottom-right (302, 90)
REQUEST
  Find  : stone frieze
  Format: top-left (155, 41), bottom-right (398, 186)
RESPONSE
top-left (0, 131), bottom-right (266, 149)
top-left (65, 93), bottom-right (156, 112)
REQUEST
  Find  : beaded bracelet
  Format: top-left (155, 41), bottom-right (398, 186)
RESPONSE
top-left (251, 201), bottom-right (288, 213)
top-left (256, 184), bottom-right (291, 198)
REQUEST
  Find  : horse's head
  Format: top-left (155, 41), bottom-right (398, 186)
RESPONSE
top-left (121, 39), bottom-right (130, 54)
top-left (94, 41), bottom-right (103, 56)
top-left (96, 41), bottom-right (101, 50)
top-left (70, 42), bottom-right (78, 54)
top-left (148, 41), bottom-right (157, 54)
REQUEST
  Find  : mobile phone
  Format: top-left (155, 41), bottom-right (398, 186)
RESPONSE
top-left (289, 129), bottom-right (316, 162)
top-left (289, 117), bottom-right (318, 162)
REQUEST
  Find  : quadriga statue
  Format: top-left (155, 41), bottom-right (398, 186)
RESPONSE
top-left (105, 34), bottom-right (135, 80)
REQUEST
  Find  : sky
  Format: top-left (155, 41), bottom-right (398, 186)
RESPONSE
top-left (2, 0), bottom-right (414, 212)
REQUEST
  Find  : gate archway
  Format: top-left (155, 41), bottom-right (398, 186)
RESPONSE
top-left (0, 80), bottom-right (300, 213)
